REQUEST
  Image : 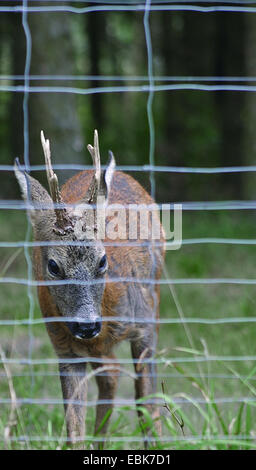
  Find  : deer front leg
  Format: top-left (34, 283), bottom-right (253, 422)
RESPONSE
top-left (91, 354), bottom-right (120, 448)
top-left (59, 360), bottom-right (87, 449)
top-left (131, 334), bottom-right (161, 447)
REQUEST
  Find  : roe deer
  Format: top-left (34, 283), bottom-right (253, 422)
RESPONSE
top-left (14, 130), bottom-right (165, 448)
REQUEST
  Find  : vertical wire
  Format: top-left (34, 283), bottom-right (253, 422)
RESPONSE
top-left (144, 0), bottom-right (156, 200)
top-left (143, 0), bottom-right (159, 410)
top-left (22, 0), bottom-right (31, 171)
top-left (22, 0), bottom-right (35, 389)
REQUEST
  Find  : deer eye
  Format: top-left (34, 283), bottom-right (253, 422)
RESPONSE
top-left (98, 254), bottom-right (107, 273)
top-left (48, 259), bottom-right (60, 277)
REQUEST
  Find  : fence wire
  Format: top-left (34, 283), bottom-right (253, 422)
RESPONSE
top-left (1, 0), bottom-right (256, 450)
top-left (2, 3), bottom-right (256, 14)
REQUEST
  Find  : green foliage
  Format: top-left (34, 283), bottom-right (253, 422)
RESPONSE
top-left (0, 11), bottom-right (249, 200)
top-left (0, 9), bottom-right (254, 449)
top-left (0, 210), bottom-right (256, 449)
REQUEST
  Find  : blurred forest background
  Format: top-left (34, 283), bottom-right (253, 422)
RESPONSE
top-left (2, 3), bottom-right (256, 449)
top-left (0, 5), bottom-right (255, 203)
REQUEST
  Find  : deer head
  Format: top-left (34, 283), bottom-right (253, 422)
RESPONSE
top-left (14, 130), bottom-right (116, 340)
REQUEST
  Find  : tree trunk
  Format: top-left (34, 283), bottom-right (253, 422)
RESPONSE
top-left (86, 11), bottom-right (106, 129)
top-left (244, 14), bottom-right (256, 199)
top-left (28, 8), bottom-right (84, 183)
top-left (214, 13), bottom-right (246, 199)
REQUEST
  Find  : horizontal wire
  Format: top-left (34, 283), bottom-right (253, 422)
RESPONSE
top-left (1, 276), bottom-right (256, 286)
top-left (4, 163), bottom-right (256, 173)
top-left (0, 397), bottom-right (255, 406)
top-left (2, 84), bottom-right (256, 94)
top-left (2, 74), bottom-right (256, 82)
top-left (0, 371), bottom-right (253, 380)
top-left (1, 238), bottom-right (256, 248)
top-left (4, 0), bottom-right (256, 4)
top-left (0, 240), bottom-right (166, 248)
top-left (181, 237), bottom-right (256, 245)
top-left (1, 316), bottom-right (256, 326)
top-left (3, 0), bottom-right (256, 4)
top-left (1, 200), bottom-right (256, 211)
top-left (2, 435), bottom-right (256, 444)
top-left (2, 355), bottom-right (256, 365)
top-left (2, 4), bottom-right (256, 14)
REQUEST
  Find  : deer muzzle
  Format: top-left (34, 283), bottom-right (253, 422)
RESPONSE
top-left (66, 318), bottom-right (102, 340)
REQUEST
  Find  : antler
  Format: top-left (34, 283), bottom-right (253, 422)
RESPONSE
top-left (40, 130), bottom-right (73, 235)
top-left (86, 129), bottom-right (101, 204)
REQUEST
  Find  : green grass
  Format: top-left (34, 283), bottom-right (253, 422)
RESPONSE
top-left (1, 209), bottom-right (256, 449)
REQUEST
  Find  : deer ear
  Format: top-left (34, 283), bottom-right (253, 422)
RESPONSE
top-left (101, 150), bottom-right (115, 203)
top-left (14, 158), bottom-right (55, 235)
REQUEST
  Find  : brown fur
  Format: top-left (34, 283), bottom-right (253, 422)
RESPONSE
top-left (28, 169), bottom-right (165, 448)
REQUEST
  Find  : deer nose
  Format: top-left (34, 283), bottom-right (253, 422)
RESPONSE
top-left (69, 319), bottom-right (102, 340)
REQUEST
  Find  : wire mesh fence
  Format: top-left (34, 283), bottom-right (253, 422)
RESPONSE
top-left (1, 0), bottom-right (256, 450)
